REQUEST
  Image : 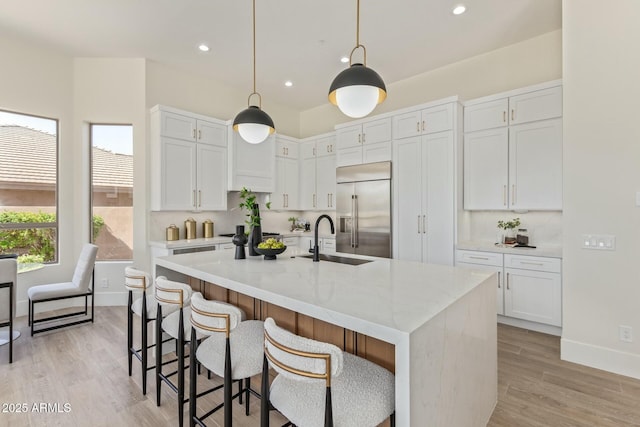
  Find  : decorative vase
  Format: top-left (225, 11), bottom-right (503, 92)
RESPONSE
top-left (232, 225), bottom-right (247, 260)
top-left (247, 203), bottom-right (262, 256)
top-left (504, 228), bottom-right (517, 245)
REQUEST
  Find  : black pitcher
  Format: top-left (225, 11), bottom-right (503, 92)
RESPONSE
top-left (247, 203), bottom-right (262, 256)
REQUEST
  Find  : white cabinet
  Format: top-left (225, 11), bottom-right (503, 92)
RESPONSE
top-left (228, 129), bottom-right (276, 193)
top-left (299, 134), bottom-right (336, 211)
top-left (393, 103), bottom-right (454, 139)
top-left (282, 236), bottom-right (298, 247)
top-left (456, 250), bottom-right (504, 314)
top-left (322, 237), bottom-right (336, 254)
top-left (272, 136), bottom-right (299, 210)
top-left (455, 250), bottom-right (562, 327)
top-left (150, 105), bottom-right (227, 211)
top-left (464, 86), bottom-right (562, 132)
top-left (394, 131), bottom-right (455, 265)
top-left (336, 118), bottom-right (392, 167)
top-left (463, 83), bottom-right (563, 210)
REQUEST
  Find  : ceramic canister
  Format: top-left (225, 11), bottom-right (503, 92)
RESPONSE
top-left (203, 220), bottom-right (214, 238)
top-left (185, 217), bottom-right (197, 240)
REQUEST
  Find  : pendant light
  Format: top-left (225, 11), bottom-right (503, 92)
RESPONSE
top-left (233, 0), bottom-right (275, 144)
top-left (329, 0), bottom-right (386, 119)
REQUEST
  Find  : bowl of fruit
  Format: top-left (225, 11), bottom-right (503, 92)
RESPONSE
top-left (254, 238), bottom-right (287, 260)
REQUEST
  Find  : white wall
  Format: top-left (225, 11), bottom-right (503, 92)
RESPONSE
top-left (561, 0), bottom-right (640, 378)
top-left (300, 30), bottom-right (562, 137)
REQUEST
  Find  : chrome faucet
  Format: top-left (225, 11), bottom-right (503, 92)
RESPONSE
top-left (313, 214), bottom-right (335, 262)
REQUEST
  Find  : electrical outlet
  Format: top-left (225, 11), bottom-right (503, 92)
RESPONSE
top-left (100, 278), bottom-right (109, 288)
top-left (619, 325), bottom-right (633, 343)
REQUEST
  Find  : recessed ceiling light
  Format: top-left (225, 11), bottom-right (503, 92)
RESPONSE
top-left (285, 81), bottom-right (293, 87)
top-left (198, 44), bottom-right (210, 52)
top-left (340, 56), bottom-right (349, 63)
top-left (452, 5), bottom-right (466, 15)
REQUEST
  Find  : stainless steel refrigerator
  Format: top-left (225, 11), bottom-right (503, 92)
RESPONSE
top-left (336, 161), bottom-right (391, 258)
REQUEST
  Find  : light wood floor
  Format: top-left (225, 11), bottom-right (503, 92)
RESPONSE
top-left (1, 307), bottom-right (639, 426)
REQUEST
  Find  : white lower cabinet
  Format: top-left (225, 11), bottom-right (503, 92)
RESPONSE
top-left (282, 236), bottom-right (298, 247)
top-left (456, 250), bottom-right (562, 327)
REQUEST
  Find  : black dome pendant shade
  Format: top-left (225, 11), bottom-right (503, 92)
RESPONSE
top-left (328, 63), bottom-right (387, 106)
top-left (233, 105), bottom-right (275, 131)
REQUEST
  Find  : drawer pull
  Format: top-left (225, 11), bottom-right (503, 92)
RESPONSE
top-left (497, 271), bottom-right (501, 289)
top-left (520, 261), bottom-right (544, 266)
top-left (506, 273), bottom-right (510, 290)
top-left (468, 256), bottom-right (490, 260)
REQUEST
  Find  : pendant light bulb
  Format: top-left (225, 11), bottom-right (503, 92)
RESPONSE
top-left (233, 0), bottom-right (275, 144)
top-left (328, 0), bottom-right (386, 118)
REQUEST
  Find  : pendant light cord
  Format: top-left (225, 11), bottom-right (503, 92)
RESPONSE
top-left (252, 0), bottom-right (256, 95)
top-left (349, 0), bottom-right (366, 66)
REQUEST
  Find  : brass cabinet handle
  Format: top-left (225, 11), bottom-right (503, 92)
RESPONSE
top-left (198, 190), bottom-right (202, 207)
top-left (511, 109), bottom-right (515, 121)
top-left (362, 133), bottom-right (366, 143)
top-left (192, 129), bottom-right (197, 139)
top-left (416, 122), bottom-right (420, 132)
top-left (193, 190), bottom-right (196, 207)
top-left (469, 256), bottom-right (490, 260)
top-left (503, 111), bottom-right (506, 123)
top-left (503, 185), bottom-right (507, 206)
top-left (327, 144), bottom-right (330, 153)
top-left (418, 215), bottom-right (421, 234)
top-left (422, 120), bottom-right (425, 132)
top-left (358, 134), bottom-right (361, 144)
top-left (313, 147), bottom-right (316, 156)
top-left (423, 214), bottom-right (427, 234)
top-left (497, 271), bottom-right (501, 289)
top-left (506, 273), bottom-right (510, 290)
top-left (283, 193), bottom-right (286, 208)
top-left (198, 129), bottom-right (201, 140)
top-left (521, 261), bottom-right (544, 266)
top-left (313, 193), bottom-right (316, 208)
top-left (512, 184), bottom-right (516, 205)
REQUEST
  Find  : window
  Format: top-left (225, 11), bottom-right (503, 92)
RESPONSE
top-left (90, 124), bottom-right (133, 261)
top-left (0, 110), bottom-right (59, 263)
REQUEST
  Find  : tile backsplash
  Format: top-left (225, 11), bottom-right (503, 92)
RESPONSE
top-left (462, 211), bottom-right (562, 246)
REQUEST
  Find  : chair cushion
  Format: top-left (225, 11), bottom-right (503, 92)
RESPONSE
top-left (196, 320), bottom-right (264, 380)
top-left (131, 296), bottom-right (179, 319)
top-left (28, 282), bottom-right (88, 302)
top-left (270, 352), bottom-right (395, 427)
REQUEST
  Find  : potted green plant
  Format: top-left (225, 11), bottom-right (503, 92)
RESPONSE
top-left (497, 217), bottom-right (521, 244)
top-left (288, 216), bottom-right (297, 232)
top-left (239, 187), bottom-right (271, 256)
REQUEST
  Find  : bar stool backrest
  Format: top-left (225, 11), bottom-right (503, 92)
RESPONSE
top-left (155, 276), bottom-right (192, 308)
top-left (190, 293), bottom-right (245, 337)
top-left (124, 267), bottom-right (152, 293)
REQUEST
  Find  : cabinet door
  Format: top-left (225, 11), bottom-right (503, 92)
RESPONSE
top-left (284, 158), bottom-right (299, 210)
top-left (274, 157), bottom-right (287, 209)
top-left (316, 155), bottom-right (336, 210)
top-left (463, 128), bottom-right (509, 210)
top-left (464, 98), bottom-right (508, 133)
top-left (363, 140), bottom-right (392, 164)
top-left (197, 144), bottom-right (227, 210)
top-left (421, 103), bottom-right (453, 134)
top-left (456, 262), bottom-right (504, 315)
top-left (336, 146), bottom-right (362, 167)
top-left (424, 132), bottom-right (454, 266)
top-left (196, 120), bottom-right (227, 147)
top-left (161, 137), bottom-right (196, 210)
top-left (300, 141), bottom-right (317, 159)
top-left (362, 118), bottom-right (392, 145)
top-left (509, 86), bottom-right (562, 126)
top-left (228, 131), bottom-right (276, 192)
top-left (509, 119), bottom-right (562, 210)
top-left (322, 238), bottom-right (336, 254)
top-left (161, 111), bottom-right (196, 141)
top-left (393, 136), bottom-right (423, 262)
top-left (299, 236), bottom-right (314, 252)
top-left (504, 268), bottom-right (562, 327)
top-left (276, 138), bottom-right (299, 159)
top-left (299, 157), bottom-right (317, 210)
top-left (336, 124), bottom-right (362, 149)
top-left (316, 135), bottom-right (336, 157)
top-left (393, 110), bottom-right (422, 140)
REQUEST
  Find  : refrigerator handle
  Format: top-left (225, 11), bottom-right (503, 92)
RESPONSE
top-left (351, 195), bottom-right (355, 248)
top-left (354, 195), bottom-right (359, 247)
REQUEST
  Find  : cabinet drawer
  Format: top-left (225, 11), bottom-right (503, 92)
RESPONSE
top-left (217, 242), bottom-right (235, 250)
top-left (322, 238), bottom-right (336, 250)
top-left (283, 237), bottom-right (298, 246)
top-left (464, 98), bottom-right (508, 132)
top-left (504, 254), bottom-right (561, 273)
top-left (456, 250), bottom-right (503, 267)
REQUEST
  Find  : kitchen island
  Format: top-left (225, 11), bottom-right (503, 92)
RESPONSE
top-left (155, 247), bottom-right (497, 426)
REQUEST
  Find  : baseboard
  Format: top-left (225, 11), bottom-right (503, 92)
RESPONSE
top-left (497, 315), bottom-right (562, 336)
top-left (15, 291), bottom-right (128, 318)
top-left (561, 338), bottom-right (640, 380)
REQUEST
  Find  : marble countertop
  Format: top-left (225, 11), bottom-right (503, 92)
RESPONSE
top-left (149, 232), bottom-right (336, 249)
top-left (456, 240), bottom-right (563, 258)
top-left (154, 248), bottom-right (493, 344)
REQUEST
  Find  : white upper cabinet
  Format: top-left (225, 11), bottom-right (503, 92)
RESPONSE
top-left (150, 105), bottom-right (227, 211)
top-left (276, 136), bottom-right (299, 159)
top-left (394, 103), bottom-right (454, 139)
top-left (464, 86), bottom-right (562, 132)
top-left (299, 133), bottom-right (336, 211)
top-left (463, 82), bottom-right (563, 210)
top-left (228, 129), bottom-right (276, 193)
top-left (273, 135), bottom-right (300, 210)
top-left (336, 117), bottom-right (392, 167)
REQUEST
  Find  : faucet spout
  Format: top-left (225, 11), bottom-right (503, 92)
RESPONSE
top-left (313, 214), bottom-right (335, 262)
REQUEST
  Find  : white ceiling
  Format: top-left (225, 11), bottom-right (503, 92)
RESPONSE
top-left (0, 0), bottom-right (561, 111)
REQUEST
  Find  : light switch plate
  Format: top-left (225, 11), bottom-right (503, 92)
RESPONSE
top-left (582, 234), bottom-right (616, 250)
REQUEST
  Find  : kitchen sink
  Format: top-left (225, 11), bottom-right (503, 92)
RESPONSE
top-left (295, 254), bottom-right (373, 266)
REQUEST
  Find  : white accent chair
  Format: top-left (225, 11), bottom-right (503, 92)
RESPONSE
top-left (188, 292), bottom-right (264, 427)
top-left (27, 243), bottom-right (98, 336)
top-left (0, 255), bottom-right (18, 363)
top-left (154, 276), bottom-right (196, 427)
top-left (261, 317), bottom-right (396, 427)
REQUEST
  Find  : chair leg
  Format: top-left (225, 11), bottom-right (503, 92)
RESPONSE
top-left (261, 355), bottom-right (270, 427)
top-left (390, 412), bottom-right (395, 427)
top-left (30, 300), bottom-right (34, 337)
top-left (177, 311), bottom-right (185, 427)
top-left (127, 291), bottom-right (133, 377)
top-left (224, 337), bottom-right (232, 427)
top-left (9, 283), bottom-right (13, 364)
top-left (245, 377), bottom-right (251, 416)
top-left (239, 378), bottom-right (244, 405)
top-left (325, 386), bottom-right (333, 427)
top-left (156, 304), bottom-right (163, 406)
top-left (141, 295), bottom-right (148, 395)
top-left (189, 328), bottom-right (197, 427)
